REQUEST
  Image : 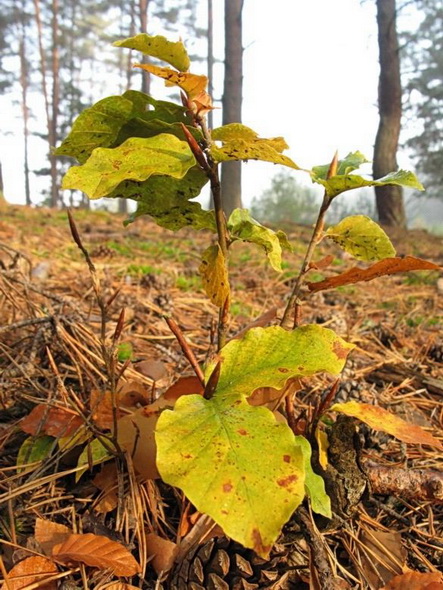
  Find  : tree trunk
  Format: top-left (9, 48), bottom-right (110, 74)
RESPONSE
top-left (207, 0), bottom-right (214, 131)
top-left (139, 0), bottom-right (150, 96)
top-left (49, 0), bottom-right (60, 208)
top-left (373, 0), bottom-right (406, 228)
top-left (18, 1), bottom-right (31, 206)
top-left (221, 0), bottom-right (243, 216)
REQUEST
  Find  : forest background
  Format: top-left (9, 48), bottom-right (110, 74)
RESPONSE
top-left (0, 0), bottom-right (442, 233)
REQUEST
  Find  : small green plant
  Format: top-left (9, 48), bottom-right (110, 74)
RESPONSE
top-left (56, 34), bottom-right (442, 559)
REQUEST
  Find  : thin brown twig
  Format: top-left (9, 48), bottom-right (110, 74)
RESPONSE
top-left (164, 316), bottom-right (205, 385)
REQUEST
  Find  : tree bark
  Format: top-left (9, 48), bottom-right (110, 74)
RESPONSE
top-left (373, 0), bottom-right (406, 228)
top-left (49, 0), bottom-right (60, 208)
top-left (18, 0), bottom-right (31, 206)
top-left (207, 0), bottom-right (214, 131)
top-left (221, 0), bottom-right (243, 216)
top-left (139, 0), bottom-right (150, 96)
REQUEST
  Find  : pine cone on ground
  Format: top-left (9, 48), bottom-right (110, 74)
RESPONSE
top-left (170, 536), bottom-right (305, 589)
top-left (429, 342), bottom-right (443, 363)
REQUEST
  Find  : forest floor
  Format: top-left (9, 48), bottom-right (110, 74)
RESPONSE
top-left (0, 204), bottom-right (442, 590)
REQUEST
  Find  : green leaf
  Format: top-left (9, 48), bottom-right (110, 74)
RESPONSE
top-left (295, 435), bottom-right (331, 518)
top-left (55, 95), bottom-right (137, 164)
top-left (76, 437), bottom-right (113, 482)
top-left (312, 151), bottom-right (369, 179)
top-left (17, 436), bottom-right (54, 473)
top-left (211, 124), bottom-right (300, 170)
top-left (55, 91), bottom-right (192, 164)
top-left (325, 215), bottom-right (396, 261)
top-left (199, 244), bottom-right (230, 307)
top-left (111, 167), bottom-right (214, 232)
top-left (207, 325), bottom-right (354, 402)
top-left (62, 135), bottom-right (196, 199)
top-left (312, 169), bottom-right (424, 199)
top-left (114, 33), bottom-right (190, 72)
top-left (156, 394), bottom-right (305, 557)
top-left (117, 342), bottom-right (133, 361)
top-left (227, 208), bottom-right (289, 271)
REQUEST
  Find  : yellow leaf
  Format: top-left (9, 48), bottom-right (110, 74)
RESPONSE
top-left (315, 427), bottom-right (329, 470)
top-left (135, 64), bottom-right (207, 99)
top-left (199, 244), bottom-right (230, 307)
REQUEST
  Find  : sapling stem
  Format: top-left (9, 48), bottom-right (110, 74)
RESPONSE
top-left (281, 152), bottom-right (338, 330)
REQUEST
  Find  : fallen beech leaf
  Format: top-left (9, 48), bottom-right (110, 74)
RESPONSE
top-left (52, 533), bottom-right (140, 576)
top-left (135, 359), bottom-right (168, 382)
top-left (93, 462), bottom-right (119, 513)
top-left (359, 529), bottom-right (406, 587)
top-left (118, 380), bottom-right (151, 407)
top-left (307, 256), bottom-right (441, 292)
top-left (163, 376), bottom-right (204, 401)
top-left (103, 585), bottom-right (140, 590)
top-left (20, 404), bottom-right (83, 438)
top-left (117, 400), bottom-right (168, 480)
top-left (35, 518), bottom-right (71, 556)
top-left (3, 556), bottom-right (58, 590)
top-left (331, 401), bottom-right (442, 449)
top-left (145, 533), bottom-right (178, 575)
top-left (381, 571), bottom-right (443, 590)
top-left (90, 388), bottom-right (121, 430)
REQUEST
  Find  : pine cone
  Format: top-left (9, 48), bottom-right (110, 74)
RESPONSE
top-left (170, 536), bottom-right (304, 589)
top-left (90, 244), bottom-right (115, 258)
top-left (429, 342), bottom-right (443, 363)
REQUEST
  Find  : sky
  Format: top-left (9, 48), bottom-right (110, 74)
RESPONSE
top-left (0, 0), bottom-right (422, 208)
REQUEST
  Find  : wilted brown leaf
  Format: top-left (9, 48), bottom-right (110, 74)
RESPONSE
top-left (2, 556), bottom-right (58, 590)
top-left (163, 376), bottom-right (204, 402)
top-left (145, 533), bottom-right (178, 575)
top-left (35, 518), bottom-right (71, 556)
top-left (307, 256), bottom-right (441, 292)
top-left (331, 401), bottom-right (442, 449)
top-left (52, 533), bottom-right (140, 576)
top-left (90, 389), bottom-right (121, 430)
top-left (118, 380), bottom-right (151, 407)
top-left (359, 529), bottom-right (406, 588)
top-left (381, 571), bottom-right (443, 590)
top-left (134, 359), bottom-right (168, 382)
top-left (93, 462), bottom-right (119, 513)
top-left (20, 404), bottom-right (83, 438)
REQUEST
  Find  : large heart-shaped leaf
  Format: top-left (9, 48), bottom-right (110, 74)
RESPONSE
top-left (156, 394), bottom-right (305, 557)
top-left (325, 215), bottom-right (396, 261)
top-left (114, 33), bottom-right (190, 71)
top-left (62, 135), bottom-right (196, 199)
top-left (206, 325), bottom-right (354, 401)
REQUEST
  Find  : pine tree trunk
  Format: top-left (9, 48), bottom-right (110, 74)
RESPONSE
top-left (221, 0), bottom-right (243, 216)
top-left (139, 0), bottom-right (150, 95)
top-left (49, 0), bottom-right (60, 208)
top-left (18, 2), bottom-right (31, 206)
top-left (373, 0), bottom-right (406, 228)
top-left (207, 0), bottom-right (214, 131)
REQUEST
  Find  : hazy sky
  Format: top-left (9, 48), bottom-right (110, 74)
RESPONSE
top-left (0, 0), bottom-right (420, 206)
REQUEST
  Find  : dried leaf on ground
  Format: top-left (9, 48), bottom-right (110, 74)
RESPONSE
top-left (35, 518), bottom-right (71, 556)
top-left (2, 556), bottom-right (58, 590)
top-left (20, 404), bottom-right (83, 438)
top-left (307, 256), bottom-right (441, 292)
top-left (380, 571), bottom-right (443, 590)
top-left (331, 401), bottom-right (442, 449)
top-left (90, 388), bottom-right (121, 430)
top-left (145, 533), bottom-right (178, 575)
top-left (52, 533), bottom-right (140, 576)
top-left (163, 376), bottom-right (204, 401)
top-left (359, 529), bottom-right (406, 588)
top-left (93, 462), bottom-right (119, 513)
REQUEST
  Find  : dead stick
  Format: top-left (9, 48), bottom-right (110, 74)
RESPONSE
top-left (364, 459), bottom-right (443, 502)
top-left (164, 316), bottom-right (205, 386)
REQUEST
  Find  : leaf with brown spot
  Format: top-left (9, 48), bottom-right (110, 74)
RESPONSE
top-left (52, 533), bottom-right (140, 576)
top-left (380, 571), bottom-right (443, 590)
top-left (307, 256), bottom-right (441, 292)
top-left (34, 518), bottom-right (71, 556)
top-left (156, 394), bottom-right (306, 557)
top-left (20, 405), bottom-right (83, 438)
top-left (331, 402), bottom-right (442, 449)
top-left (199, 244), bottom-right (230, 307)
top-left (2, 556), bottom-right (58, 590)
